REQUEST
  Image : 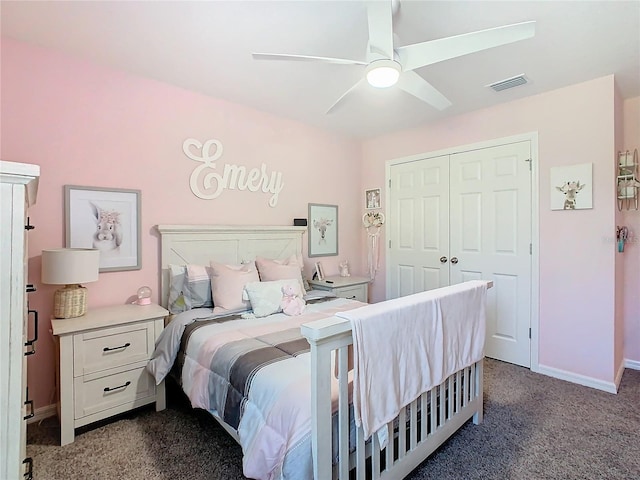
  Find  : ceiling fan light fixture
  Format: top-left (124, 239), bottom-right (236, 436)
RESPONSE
top-left (366, 59), bottom-right (401, 88)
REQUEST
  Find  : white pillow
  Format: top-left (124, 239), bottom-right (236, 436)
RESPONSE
top-left (242, 280), bottom-right (302, 318)
top-left (210, 260), bottom-right (259, 312)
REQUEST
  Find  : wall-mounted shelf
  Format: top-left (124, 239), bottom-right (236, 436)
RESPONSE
top-left (617, 148), bottom-right (639, 211)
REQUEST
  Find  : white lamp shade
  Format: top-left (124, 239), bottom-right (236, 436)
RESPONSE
top-left (41, 248), bottom-right (100, 285)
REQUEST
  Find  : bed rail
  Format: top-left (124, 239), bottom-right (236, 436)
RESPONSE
top-left (301, 316), bottom-right (353, 479)
top-left (301, 283), bottom-right (489, 479)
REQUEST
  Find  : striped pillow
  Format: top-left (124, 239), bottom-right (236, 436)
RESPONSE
top-left (185, 264), bottom-right (213, 310)
top-left (167, 264), bottom-right (213, 314)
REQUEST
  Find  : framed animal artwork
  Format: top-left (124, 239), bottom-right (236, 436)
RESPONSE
top-left (308, 203), bottom-right (338, 257)
top-left (65, 185), bottom-right (142, 272)
top-left (365, 187), bottom-right (381, 209)
top-left (550, 163), bottom-right (593, 210)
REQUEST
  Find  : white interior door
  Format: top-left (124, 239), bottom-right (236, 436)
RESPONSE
top-left (388, 155), bottom-right (449, 299)
top-left (449, 141), bottom-right (532, 367)
top-left (387, 140), bottom-right (532, 367)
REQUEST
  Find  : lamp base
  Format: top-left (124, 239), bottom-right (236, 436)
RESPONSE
top-left (53, 284), bottom-right (88, 319)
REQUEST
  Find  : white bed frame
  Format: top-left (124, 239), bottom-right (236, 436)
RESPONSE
top-left (157, 225), bottom-right (485, 480)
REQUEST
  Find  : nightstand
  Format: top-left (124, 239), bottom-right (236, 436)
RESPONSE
top-left (308, 275), bottom-right (370, 303)
top-left (51, 303), bottom-right (168, 446)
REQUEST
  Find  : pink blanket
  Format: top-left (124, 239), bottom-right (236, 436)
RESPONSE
top-left (335, 280), bottom-right (488, 439)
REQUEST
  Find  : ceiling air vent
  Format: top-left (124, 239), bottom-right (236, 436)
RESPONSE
top-left (487, 74), bottom-right (528, 92)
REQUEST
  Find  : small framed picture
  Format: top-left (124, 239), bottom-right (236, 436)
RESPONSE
top-left (365, 188), bottom-right (381, 209)
top-left (315, 261), bottom-right (325, 281)
top-left (65, 185), bottom-right (142, 272)
top-left (550, 163), bottom-right (593, 210)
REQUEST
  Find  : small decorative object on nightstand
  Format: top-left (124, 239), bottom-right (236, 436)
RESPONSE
top-left (51, 303), bottom-right (168, 445)
top-left (136, 286), bottom-right (152, 305)
top-left (339, 260), bottom-right (350, 277)
top-left (308, 275), bottom-right (370, 303)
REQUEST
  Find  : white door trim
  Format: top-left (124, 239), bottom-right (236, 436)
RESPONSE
top-left (384, 132), bottom-right (540, 373)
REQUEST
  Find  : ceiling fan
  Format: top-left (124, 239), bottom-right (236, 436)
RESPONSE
top-left (252, 0), bottom-right (535, 114)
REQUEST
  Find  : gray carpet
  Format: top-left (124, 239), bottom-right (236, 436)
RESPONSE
top-left (28, 359), bottom-right (640, 479)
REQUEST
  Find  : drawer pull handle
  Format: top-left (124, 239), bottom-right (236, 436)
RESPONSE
top-left (103, 342), bottom-right (131, 352)
top-left (23, 457), bottom-right (33, 480)
top-left (24, 310), bottom-right (38, 356)
top-left (23, 387), bottom-right (34, 420)
top-left (23, 399), bottom-right (35, 420)
top-left (104, 381), bottom-right (131, 392)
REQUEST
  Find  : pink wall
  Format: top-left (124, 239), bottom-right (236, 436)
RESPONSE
top-left (621, 96), bottom-right (640, 365)
top-left (1, 38), bottom-right (364, 409)
top-left (2, 36), bottom-right (636, 408)
top-left (361, 76), bottom-right (622, 385)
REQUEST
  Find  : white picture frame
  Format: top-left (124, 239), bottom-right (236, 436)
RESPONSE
top-left (314, 261), bottom-right (325, 281)
top-left (65, 185), bottom-right (142, 272)
top-left (365, 187), bottom-right (381, 209)
top-left (550, 163), bottom-right (593, 210)
top-left (308, 203), bottom-right (338, 257)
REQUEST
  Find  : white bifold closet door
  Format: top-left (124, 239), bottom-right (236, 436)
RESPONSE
top-left (388, 141), bottom-right (532, 367)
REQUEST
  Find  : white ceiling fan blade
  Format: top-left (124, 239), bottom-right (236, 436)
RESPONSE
top-left (397, 21), bottom-right (536, 72)
top-left (252, 52), bottom-right (366, 66)
top-left (366, 0), bottom-right (394, 59)
top-left (397, 71), bottom-right (452, 111)
top-left (326, 79), bottom-right (365, 114)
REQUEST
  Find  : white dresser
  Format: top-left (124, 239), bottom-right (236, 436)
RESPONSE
top-left (0, 161), bottom-right (39, 480)
top-left (51, 303), bottom-right (168, 445)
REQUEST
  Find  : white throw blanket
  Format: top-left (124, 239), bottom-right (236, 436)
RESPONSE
top-left (334, 280), bottom-right (488, 439)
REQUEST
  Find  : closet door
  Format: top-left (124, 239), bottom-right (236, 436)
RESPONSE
top-left (387, 141), bottom-right (532, 367)
top-left (450, 141), bottom-right (532, 367)
top-left (388, 155), bottom-right (449, 299)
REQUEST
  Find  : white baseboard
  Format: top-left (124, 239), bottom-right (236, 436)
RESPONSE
top-left (536, 364), bottom-right (618, 394)
top-left (27, 403), bottom-right (57, 425)
top-left (625, 359), bottom-right (640, 370)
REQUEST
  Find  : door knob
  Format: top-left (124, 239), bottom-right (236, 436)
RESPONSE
top-left (440, 256), bottom-right (448, 263)
top-left (450, 257), bottom-right (459, 264)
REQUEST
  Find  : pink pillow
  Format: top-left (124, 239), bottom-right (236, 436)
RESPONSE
top-left (209, 260), bottom-right (259, 312)
top-left (255, 255), bottom-right (305, 294)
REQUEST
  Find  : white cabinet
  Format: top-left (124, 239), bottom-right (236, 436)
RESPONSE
top-left (51, 303), bottom-right (168, 445)
top-left (0, 160), bottom-right (39, 480)
top-left (308, 275), bottom-right (369, 303)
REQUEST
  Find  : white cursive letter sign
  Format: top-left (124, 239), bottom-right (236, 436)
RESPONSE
top-left (183, 138), bottom-right (284, 207)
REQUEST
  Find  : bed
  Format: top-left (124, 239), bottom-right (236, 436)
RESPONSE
top-left (149, 224), bottom-right (488, 480)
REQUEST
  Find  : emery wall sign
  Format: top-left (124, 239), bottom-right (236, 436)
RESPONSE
top-left (183, 138), bottom-right (284, 207)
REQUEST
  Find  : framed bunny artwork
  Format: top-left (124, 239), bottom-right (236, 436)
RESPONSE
top-left (65, 185), bottom-right (141, 272)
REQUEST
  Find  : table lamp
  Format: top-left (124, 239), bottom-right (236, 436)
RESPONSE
top-left (41, 248), bottom-right (100, 319)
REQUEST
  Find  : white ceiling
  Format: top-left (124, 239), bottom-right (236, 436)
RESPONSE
top-left (2, 1), bottom-right (639, 138)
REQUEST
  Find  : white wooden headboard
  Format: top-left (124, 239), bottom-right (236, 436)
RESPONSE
top-left (156, 225), bottom-right (306, 308)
